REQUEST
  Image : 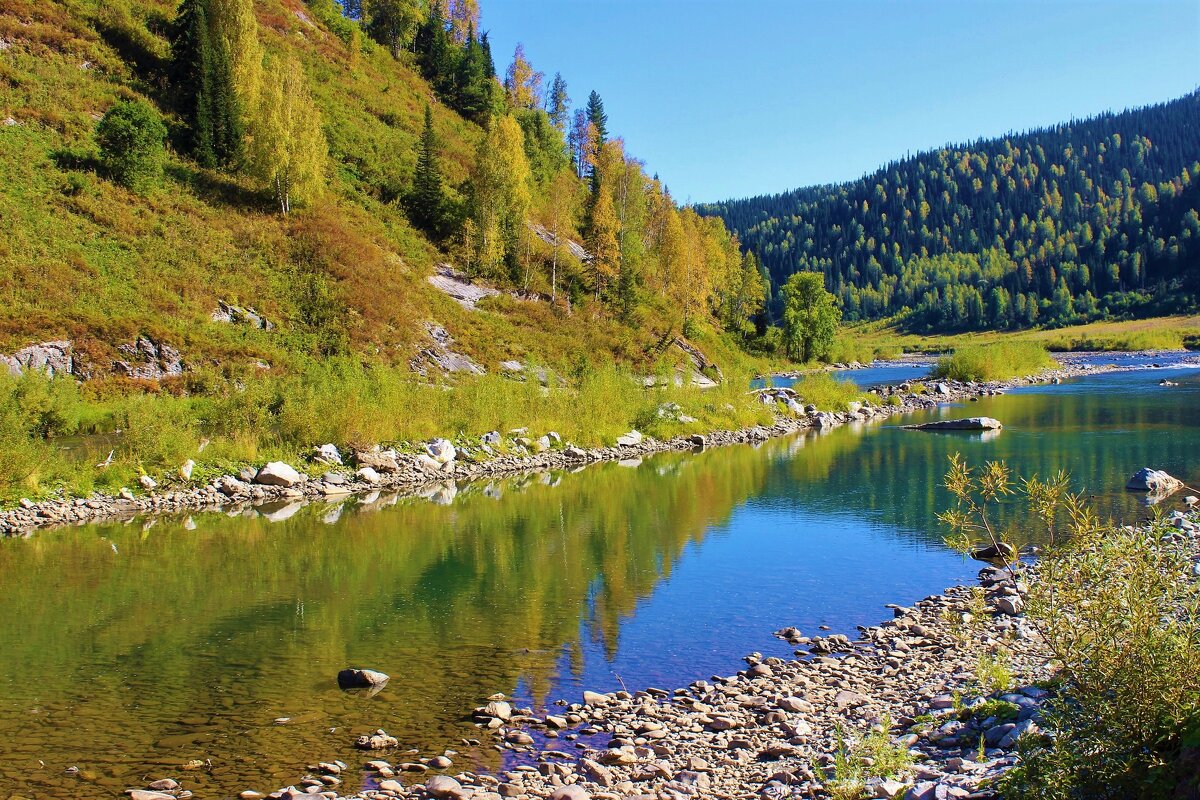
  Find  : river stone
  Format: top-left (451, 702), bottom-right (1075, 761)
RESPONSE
top-left (427, 438), bottom-right (456, 465)
top-left (582, 690), bottom-right (609, 705)
top-left (216, 475), bottom-right (245, 496)
top-left (126, 792), bottom-right (174, 800)
top-left (481, 700), bottom-right (512, 720)
top-left (139, 474), bottom-right (157, 491)
top-left (564, 445), bottom-right (587, 459)
top-left (147, 780), bottom-right (179, 791)
top-left (908, 417), bottom-right (1002, 431)
top-left (425, 775), bottom-right (464, 799)
top-left (970, 542), bottom-right (1016, 562)
top-left (1126, 467), bottom-right (1183, 495)
top-left (996, 595), bottom-right (1024, 615)
top-left (356, 467), bottom-right (381, 484)
top-left (550, 786), bottom-right (591, 800)
top-left (338, 668), bottom-right (389, 689)
top-left (255, 461), bottom-right (303, 487)
top-left (355, 449), bottom-right (400, 473)
top-left (616, 430), bottom-right (643, 447)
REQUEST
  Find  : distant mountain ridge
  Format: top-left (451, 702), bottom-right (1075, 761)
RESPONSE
top-left (700, 90), bottom-right (1200, 331)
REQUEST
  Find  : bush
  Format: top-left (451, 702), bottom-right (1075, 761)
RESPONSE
top-left (933, 341), bottom-right (1056, 382)
top-left (1000, 516), bottom-right (1200, 800)
top-left (940, 455), bottom-right (1200, 799)
top-left (95, 99), bottom-right (167, 191)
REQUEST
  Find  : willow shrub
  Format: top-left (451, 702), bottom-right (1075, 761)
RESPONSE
top-left (789, 372), bottom-right (865, 412)
top-left (938, 454), bottom-right (1200, 800)
top-left (933, 341), bottom-right (1057, 383)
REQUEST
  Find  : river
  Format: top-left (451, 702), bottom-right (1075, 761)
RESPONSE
top-left (0, 356), bottom-right (1197, 797)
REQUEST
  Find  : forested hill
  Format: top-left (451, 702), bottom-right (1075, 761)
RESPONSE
top-left (700, 91), bottom-right (1200, 331)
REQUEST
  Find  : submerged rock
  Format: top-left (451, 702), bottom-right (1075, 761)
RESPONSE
top-left (970, 542), bottom-right (1016, 562)
top-left (337, 668), bottom-right (390, 689)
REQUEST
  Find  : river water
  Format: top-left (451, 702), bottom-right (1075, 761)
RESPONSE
top-left (1, 357), bottom-right (1197, 798)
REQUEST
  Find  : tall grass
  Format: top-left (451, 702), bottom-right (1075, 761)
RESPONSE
top-left (1043, 328), bottom-right (1193, 352)
top-left (933, 342), bottom-right (1057, 382)
top-left (0, 359), bottom-right (775, 503)
top-left (789, 372), bottom-right (866, 411)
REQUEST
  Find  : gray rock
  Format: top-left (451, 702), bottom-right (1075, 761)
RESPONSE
top-left (907, 417), bottom-right (1002, 431)
top-left (139, 475), bottom-right (157, 491)
top-left (356, 467), bottom-right (381, 484)
top-left (564, 445), bottom-right (588, 459)
top-left (1126, 467), bottom-right (1183, 496)
top-left (0, 340), bottom-right (73, 377)
top-left (322, 471), bottom-right (348, 485)
top-left (996, 595), bottom-right (1024, 615)
top-left (255, 462), bottom-right (303, 487)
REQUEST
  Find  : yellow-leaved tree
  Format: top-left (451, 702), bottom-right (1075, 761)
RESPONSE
top-left (468, 114), bottom-right (532, 279)
top-left (252, 56), bottom-right (327, 214)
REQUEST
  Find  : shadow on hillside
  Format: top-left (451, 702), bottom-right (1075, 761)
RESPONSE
top-left (164, 163), bottom-right (266, 211)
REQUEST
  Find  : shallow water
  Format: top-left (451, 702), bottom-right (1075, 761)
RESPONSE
top-left (0, 359), bottom-right (1197, 798)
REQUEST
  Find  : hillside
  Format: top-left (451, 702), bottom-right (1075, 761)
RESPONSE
top-left (701, 91), bottom-right (1200, 332)
top-left (0, 0), bottom-right (781, 499)
top-left (0, 0), bottom-right (764, 382)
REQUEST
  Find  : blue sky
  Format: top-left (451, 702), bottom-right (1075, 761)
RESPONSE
top-left (480, 1), bottom-right (1200, 203)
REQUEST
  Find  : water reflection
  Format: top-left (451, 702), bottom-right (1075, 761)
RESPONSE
top-left (0, 362), bottom-right (1196, 798)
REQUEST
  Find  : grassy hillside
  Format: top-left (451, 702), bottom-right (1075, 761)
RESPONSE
top-left (0, 0), bottom-right (742, 378)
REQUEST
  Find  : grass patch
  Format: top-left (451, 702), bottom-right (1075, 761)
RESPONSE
top-left (0, 358), bottom-right (775, 503)
top-left (827, 716), bottom-right (913, 800)
top-left (789, 372), bottom-right (865, 411)
top-left (933, 341), bottom-right (1056, 382)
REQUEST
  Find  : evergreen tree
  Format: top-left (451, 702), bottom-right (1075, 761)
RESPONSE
top-left (364, 0), bottom-right (421, 57)
top-left (169, 0), bottom-right (241, 168)
top-left (585, 90), bottom-right (608, 143)
top-left (479, 31), bottom-right (496, 78)
top-left (452, 23), bottom-right (491, 120)
top-left (408, 106), bottom-right (446, 236)
top-left (546, 72), bottom-right (569, 130)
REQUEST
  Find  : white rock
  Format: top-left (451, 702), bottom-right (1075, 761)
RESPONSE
top-left (1125, 467), bottom-right (1183, 495)
top-left (616, 430), bottom-right (643, 447)
top-left (426, 438), bottom-right (456, 465)
top-left (139, 475), bottom-right (157, 491)
top-left (255, 461), bottom-right (304, 487)
top-left (179, 459), bottom-right (195, 480)
top-left (313, 443), bottom-right (342, 465)
top-left (357, 466), bottom-right (381, 484)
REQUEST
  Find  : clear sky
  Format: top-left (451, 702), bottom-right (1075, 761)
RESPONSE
top-left (480, 0), bottom-right (1200, 203)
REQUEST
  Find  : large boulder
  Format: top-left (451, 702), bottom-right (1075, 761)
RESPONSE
top-left (971, 542), bottom-right (1016, 562)
top-left (312, 443), bottom-right (342, 466)
top-left (255, 461), bottom-right (304, 487)
top-left (907, 417), bottom-right (1002, 432)
top-left (1126, 467), bottom-right (1183, 496)
top-left (354, 449), bottom-right (400, 473)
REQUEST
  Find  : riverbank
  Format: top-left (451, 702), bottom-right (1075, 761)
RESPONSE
top-left (121, 502), bottom-right (1199, 800)
top-left (0, 353), bottom-right (1176, 536)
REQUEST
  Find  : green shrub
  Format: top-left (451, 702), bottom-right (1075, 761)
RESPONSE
top-left (95, 99), bottom-right (167, 191)
top-left (940, 455), bottom-right (1200, 799)
top-left (933, 341), bottom-right (1056, 382)
top-left (827, 716), bottom-right (913, 799)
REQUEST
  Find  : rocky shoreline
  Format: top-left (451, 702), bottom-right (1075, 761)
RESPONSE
top-left (0, 354), bottom-right (1158, 537)
top-left (124, 505), bottom-right (1199, 800)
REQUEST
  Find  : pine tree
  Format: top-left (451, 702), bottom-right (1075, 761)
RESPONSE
top-left (480, 30), bottom-right (496, 79)
top-left (169, 0), bottom-right (241, 168)
top-left (546, 72), bottom-right (569, 130)
top-left (585, 90), bottom-right (608, 144)
top-left (409, 106), bottom-right (446, 235)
